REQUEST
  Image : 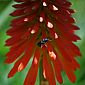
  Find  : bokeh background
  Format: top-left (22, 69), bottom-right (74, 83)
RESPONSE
top-left (0, 0), bottom-right (85, 85)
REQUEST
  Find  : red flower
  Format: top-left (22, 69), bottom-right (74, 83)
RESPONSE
top-left (5, 0), bottom-right (81, 85)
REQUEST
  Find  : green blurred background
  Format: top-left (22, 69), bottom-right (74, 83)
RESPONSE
top-left (0, 0), bottom-right (85, 85)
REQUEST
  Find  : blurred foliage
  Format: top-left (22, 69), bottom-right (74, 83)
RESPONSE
top-left (0, 0), bottom-right (85, 85)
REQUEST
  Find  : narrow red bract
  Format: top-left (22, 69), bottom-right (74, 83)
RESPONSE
top-left (5, 0), bottom-right (81, 85)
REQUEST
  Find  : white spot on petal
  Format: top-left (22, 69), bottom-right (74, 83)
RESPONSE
top-left (43, 2), bottom-right (47, 6)
top-left (34, 57), bottom-right (38, 64)
top-left (32, 6), bottom-right (36, 10)
top-left (49, 51), bottom-right (56, 60)
top-left (39, 17), bottom-right (43, 22)
top-left (67, 10), bottom-right (71, 14)
top-left (24, 18), bottom-right (28, 21)
top-left (31, 30), bottom-right (35, 34)
top-left (47, 22), bottom-right (53, 28)
top-left (43, 70), bottom-right (46, 78)
top-left (53, 5), bottom-right (58, 11)
top-left (18, 63), bottom-right (24, 72)
top-left (55, 33), bottom-right (58, 39)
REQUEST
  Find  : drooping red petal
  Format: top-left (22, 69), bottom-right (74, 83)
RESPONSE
top-left (24, 47), bottom-right (40, 85)
top-left (7, 34), bottom-right (37, 77)
top-left (42, 46), bottom-right (56, 85)
top-left (47, 42), bottom-right (63, 84)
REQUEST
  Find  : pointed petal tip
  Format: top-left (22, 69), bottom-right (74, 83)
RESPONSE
top-left (58, 79), bottom-right (63, 84)
top-left (4, 58), bottom-right (12, 64)
top-left (8, 73), bottom-right (13, 78)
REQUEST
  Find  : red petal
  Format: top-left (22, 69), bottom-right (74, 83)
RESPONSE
top-left (47, 42), bottom-right (63, 83)
top-left (42, 46), bottom-right (56, 85)
top-left (57, 54), bottom-right (76, 83)
top-left (5, 41), bottom-right (28, 63)
top-left (24, 47), bottom-right (40, 85)
top-left (8, 42), bottom-right (36, 77)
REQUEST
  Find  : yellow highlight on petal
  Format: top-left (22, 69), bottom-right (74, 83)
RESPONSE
top-left (18, 63), bottom-right (24, 72)
top-left (34, 57), bottom-right (38, 64)
top-left (43, 70), bottom-right (46, 79)
top-left (49, 51), bottom-right (56, 60)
